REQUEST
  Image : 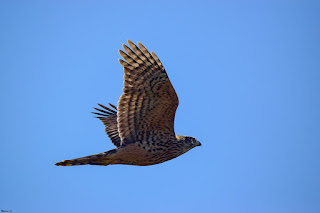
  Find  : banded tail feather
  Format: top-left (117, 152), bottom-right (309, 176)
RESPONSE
top-left (55, 149), bottom-right (118, 166)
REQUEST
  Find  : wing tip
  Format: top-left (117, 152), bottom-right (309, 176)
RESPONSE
top-left (127, 39), bottom-right (134, 45)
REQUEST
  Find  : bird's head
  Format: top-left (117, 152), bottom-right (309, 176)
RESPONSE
top-left (176, 135), bottom-right (201, 154)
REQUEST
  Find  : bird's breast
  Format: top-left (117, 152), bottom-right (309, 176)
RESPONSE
top-left (113, 141), bottom-right (181, 166)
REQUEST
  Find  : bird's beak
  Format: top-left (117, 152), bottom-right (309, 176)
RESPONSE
top-left (197, 140), bottom-right (202, 146)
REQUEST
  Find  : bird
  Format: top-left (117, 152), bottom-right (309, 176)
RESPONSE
top-left (55, 40), bottom-right (201, 167)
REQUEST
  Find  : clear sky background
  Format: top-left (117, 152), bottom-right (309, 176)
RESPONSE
top-left (1, 1), bottom-right (319, 213)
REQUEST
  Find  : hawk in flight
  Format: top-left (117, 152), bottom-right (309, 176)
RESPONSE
top-left (55, 40), bottom-right (201, 167)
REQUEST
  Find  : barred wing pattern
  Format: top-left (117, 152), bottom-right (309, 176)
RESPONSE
top-left (92, 103), bottom-right (121, 147)
top-left (117, 40), bottom-right (179, 146)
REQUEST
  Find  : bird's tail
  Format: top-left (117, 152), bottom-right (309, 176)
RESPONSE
top-left (55, 149), bottom-right (118, 166)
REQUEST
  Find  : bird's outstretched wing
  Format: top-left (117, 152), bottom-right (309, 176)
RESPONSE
top-left (92, 103), bottom-right (121, 147)
top-left (117, 40), bottom-right (179, 146)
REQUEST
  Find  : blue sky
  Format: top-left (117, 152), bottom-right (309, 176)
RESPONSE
top-left (1, 1), bottom-right (320, 213)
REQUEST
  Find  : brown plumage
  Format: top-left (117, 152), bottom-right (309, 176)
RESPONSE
top-left (55, 40), bottom-right (201, 167)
